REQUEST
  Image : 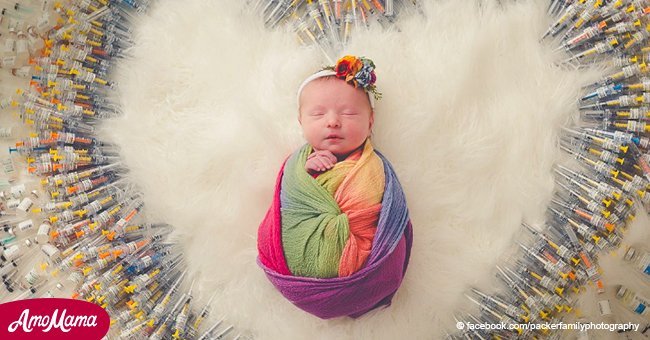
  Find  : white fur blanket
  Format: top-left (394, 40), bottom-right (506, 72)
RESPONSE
top-left (102, 0), bottom-right (649, 338)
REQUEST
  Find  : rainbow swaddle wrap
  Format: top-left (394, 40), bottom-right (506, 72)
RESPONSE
top-left (257, 140), bottom-right (413, 319)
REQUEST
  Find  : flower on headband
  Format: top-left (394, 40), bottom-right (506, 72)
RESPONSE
top-left (355, 63), bottom-right (375, 88)
top-left (335, 56), bottom-right (363, 83)
top-left (324, 55), bottom-right (382, 101)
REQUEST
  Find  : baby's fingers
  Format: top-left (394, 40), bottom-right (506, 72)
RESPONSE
top-left (305, 158), bottom-right (318, 169)
top-left (318, 150), bottom-right (338, 164)
top-left (317, 155), bottom-right (335, 169)
top-left (311, 158), bottom-right (328, 172)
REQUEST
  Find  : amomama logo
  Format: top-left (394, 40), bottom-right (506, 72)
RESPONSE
top-left (0, 298), bottom-right (110, 339)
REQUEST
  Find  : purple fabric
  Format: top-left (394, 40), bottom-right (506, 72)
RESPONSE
top-left (258, 222), bottom-right (412, 319)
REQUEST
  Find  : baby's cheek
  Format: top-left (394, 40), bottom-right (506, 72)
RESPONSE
top-left (351, 124), bottom-right (368, 138)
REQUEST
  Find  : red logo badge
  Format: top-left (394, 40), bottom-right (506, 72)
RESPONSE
top-left (0, 298), bottom-right (110, 339)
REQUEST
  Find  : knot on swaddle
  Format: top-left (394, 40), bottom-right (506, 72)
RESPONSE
top-left (257, 140), bottom-right (413, 319)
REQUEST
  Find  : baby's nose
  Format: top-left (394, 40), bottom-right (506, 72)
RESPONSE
top-left (326, 113), bottom-right (341, 127)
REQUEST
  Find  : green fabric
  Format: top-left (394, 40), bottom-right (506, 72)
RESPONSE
top-left (315, 158), bottom-right (356, 196)
top-left (281, 144), bottom-right (350, 278)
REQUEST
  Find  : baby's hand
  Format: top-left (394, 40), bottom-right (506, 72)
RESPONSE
top-left (305, 150), bottom-right (337, 175)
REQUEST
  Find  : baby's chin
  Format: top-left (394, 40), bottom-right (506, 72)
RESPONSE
top-left (315, 141), bottom-right (358, 158)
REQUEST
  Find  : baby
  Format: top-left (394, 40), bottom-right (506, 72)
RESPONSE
top-left (298, 65), bottom-right (375, 174)
top-left (257, 55), bottom-right (412, 319)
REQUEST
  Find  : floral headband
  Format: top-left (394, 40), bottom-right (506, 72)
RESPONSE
top-left (297, 55), bottom-right (382, 108)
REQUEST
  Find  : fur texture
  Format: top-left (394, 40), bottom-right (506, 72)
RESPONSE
top-left (102, 0), bottom-right (649, 338)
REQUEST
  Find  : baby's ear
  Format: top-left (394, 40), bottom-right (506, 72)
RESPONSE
top-left (369, 110), bottom-right (374, 129)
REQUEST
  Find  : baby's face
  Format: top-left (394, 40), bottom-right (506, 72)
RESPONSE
top-left (299, 78), bottom-right (373, 159)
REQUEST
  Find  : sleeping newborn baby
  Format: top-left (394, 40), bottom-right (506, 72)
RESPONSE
top-left (257, 56), bottom-right (413, 319)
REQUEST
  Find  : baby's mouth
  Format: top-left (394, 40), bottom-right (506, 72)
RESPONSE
top-left (325, 134), bottom-right (343, 140)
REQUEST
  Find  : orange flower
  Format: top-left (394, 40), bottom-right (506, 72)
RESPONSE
top-left (335, 56), bottom-right (359, 77)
